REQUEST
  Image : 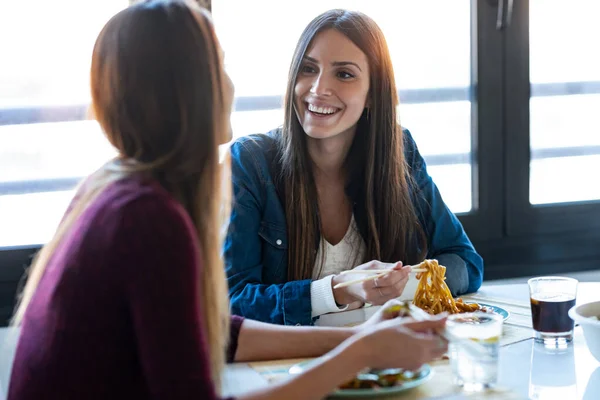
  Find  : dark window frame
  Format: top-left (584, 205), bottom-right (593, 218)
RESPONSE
top-left (504, 0), bottom-right (600, 236)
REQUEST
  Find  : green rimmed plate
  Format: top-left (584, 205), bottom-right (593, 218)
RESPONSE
top-left (476, 303), bottom-right (510, 321)
top-left (288, 361), bottom-right (433, 398)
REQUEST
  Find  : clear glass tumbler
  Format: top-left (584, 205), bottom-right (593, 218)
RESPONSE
top-left (447, 312), bottom-right (503, 392)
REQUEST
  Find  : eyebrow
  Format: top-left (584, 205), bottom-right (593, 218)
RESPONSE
top-left (304, 56), bottom-right (363, 72)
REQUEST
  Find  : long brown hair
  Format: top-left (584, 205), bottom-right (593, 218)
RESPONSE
top-left (12, 0), bottom-right (230, 388)
top-left (280, 9), bottom-right (427, 281)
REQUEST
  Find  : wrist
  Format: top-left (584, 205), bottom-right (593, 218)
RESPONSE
top-left (331, 275), bottom-right (356, 306)
top-left (341, 333), bottom-right (372, 368)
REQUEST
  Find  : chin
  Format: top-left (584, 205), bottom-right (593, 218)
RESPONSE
top-left (304, 130), bottom-right (338, 140)
top-left (304, 124), bottom-right (355, 141)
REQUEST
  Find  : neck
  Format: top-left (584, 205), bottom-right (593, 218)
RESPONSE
top-left (307, 129), bottom-right (356, 182)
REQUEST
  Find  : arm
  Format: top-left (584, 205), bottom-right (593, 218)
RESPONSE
top-left (234, 319), bottom-right (355, 362)
top-left (233, 298), bottom-right (413, 363)
top-left (119, 195), bottom-right (222, 399)
top-left (225, 139), bottom-right (312, 326)
top-left (237, 317), bottom-right (448, 400)
top-left (403, 129), bottom-right (484, 295)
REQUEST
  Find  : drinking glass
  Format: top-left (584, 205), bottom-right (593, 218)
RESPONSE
top-left (447, 312), bottom-right (503, 392)
top-left (528, 276), bottom-right (578, 346)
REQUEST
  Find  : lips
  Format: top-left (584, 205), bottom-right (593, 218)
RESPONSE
top-left (306, 102), bottom-right (341, 117)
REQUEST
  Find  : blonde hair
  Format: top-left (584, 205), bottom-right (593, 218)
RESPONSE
top-left (12, 0), bottom-right (231, 389)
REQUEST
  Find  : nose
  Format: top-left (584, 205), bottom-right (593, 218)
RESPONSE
top-left (309, 72), bottom-right (332, 96)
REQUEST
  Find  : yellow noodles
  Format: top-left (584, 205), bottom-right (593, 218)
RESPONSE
top-left (412, 259), bottom-right (480, 315)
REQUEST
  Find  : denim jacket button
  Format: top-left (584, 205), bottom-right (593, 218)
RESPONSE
top-left (276, 239), bottom-right (282, 246)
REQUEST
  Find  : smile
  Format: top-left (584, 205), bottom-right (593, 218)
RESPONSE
top-left (306, 102), bottom-right (340, 116)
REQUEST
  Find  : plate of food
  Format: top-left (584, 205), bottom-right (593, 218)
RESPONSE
top-left (288, 362), bottom-right (433, 398)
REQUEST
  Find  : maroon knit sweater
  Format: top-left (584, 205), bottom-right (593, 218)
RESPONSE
top-left (8, 177), bottom-right (244, 400)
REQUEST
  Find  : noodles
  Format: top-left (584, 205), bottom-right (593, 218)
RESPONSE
top-left (412, 259), bottom-right (481, 315)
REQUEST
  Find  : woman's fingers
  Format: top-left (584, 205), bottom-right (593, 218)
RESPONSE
top-left (393, 273), bottom-right (409, 292)
top-left (365, 287), bottom-right (403, 305)
top-left (371, 265), bottom-right (410, 288)
top-left (364, 269), bottom-right (410, 304)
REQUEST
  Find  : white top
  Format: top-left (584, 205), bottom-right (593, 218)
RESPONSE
top-left (310, 214), bottom-right (367, 318)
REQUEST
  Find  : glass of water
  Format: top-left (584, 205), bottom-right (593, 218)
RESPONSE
top-left (446, 312), bottom-right (504, 392)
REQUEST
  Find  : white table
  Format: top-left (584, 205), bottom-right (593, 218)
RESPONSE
top-left (223, 282), bottom-right (600, 399)
top-left (1, 283), bottom-right (599, 399)
top-left (498, 330), bottom-right (599, 400)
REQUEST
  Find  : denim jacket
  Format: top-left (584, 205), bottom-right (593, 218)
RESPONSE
top-left (224, 128), bottom-right (484, 326)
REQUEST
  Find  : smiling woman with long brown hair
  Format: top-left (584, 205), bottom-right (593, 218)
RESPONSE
top-left (7, 1), bottom-right (448, 399)
top-left (225, 9), bottom-right (484, 326)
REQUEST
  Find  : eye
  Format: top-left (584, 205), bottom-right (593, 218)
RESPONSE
top-left (337, 70), bottom-right (355, 79)
top-left (300, 63), bottom-right (317, 74)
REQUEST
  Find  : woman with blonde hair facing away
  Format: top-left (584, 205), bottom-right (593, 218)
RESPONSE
top-left (8, 1), bottom-right (447, 400)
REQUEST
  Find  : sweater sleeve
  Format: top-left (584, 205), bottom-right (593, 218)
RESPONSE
top-left (227, 315), bottom-right (245, 363)
top-left (117, 193), bottom-right (232, 399)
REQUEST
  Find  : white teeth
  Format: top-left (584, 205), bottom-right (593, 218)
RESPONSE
top-left (307, 103), bottom-right (337, 115)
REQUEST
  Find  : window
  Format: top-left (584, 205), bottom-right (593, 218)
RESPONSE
top-left (529, 0), bottom-right (600, 205)
top-left (0, 1), bottom-right (126, 247)
top-left (503, 0), bottom-right (600, 237)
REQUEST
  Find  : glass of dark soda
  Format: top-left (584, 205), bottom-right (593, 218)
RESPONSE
top-left (528, 276), bottom-right (578, 347)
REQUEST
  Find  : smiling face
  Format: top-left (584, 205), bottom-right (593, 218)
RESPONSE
top-left (293, 29), bottom-right (370, 141)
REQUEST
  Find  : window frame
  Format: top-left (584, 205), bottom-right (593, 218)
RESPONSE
top-left (503, 0), bottom-right (600, 236)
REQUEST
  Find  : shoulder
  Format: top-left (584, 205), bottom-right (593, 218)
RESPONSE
top-left (61, 177), bottom-right (196, 279)
top-left (401, 127), bottom-right (419, 160)
top-left (400, 127), bottom-right (427, 176)
top-left (230, 129), bottom-right (279, 162)
top-left (229, 129), bottom-right (281, 184)
top-left (100, 177), bottom-right (185, 214)
top-left (104, 179), bottom-right (200, 275)
top-left (91, 177), bottom-right (194, 241)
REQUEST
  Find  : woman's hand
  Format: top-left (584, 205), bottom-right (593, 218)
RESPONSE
top-left (332, 261), bottom-right (411, 306)
top-left (359, 299), bottom-right (410, 329)
top-left (353, 314), bottom-right (448, 371)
